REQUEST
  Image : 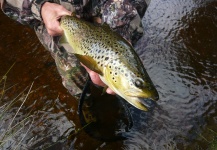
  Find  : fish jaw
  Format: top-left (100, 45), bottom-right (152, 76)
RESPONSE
top-left (121, 86), bottom-right (159, 110)
top-left (118, 91), bottom-right (157, 111)
top-left (124, 97), bottom-right (155, 111)
top-left (112, 87), bottom-right (155, 111)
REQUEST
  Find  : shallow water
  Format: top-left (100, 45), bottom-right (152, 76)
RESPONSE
top-left (0, 0), bottom-right (216, 149)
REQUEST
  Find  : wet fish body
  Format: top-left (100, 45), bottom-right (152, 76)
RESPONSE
top-left (60, 15), bottom-right (159, 111)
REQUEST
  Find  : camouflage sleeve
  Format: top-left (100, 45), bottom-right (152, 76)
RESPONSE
top-left (101, 0), bottom-right (147, 45)
top-left (83, 0), bottom-right (147, 45)
top-left (0, 0), bottom-right (52, 27)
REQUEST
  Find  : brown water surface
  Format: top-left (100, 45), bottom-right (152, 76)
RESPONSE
top-left (0, 0), bottom-right (216, 149)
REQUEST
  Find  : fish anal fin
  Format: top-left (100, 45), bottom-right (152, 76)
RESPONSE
top-left (75, 54), bottom-right (103, 76)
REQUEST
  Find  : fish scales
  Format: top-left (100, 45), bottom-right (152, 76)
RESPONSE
top-left (60, 15), bottom-right (159, 111)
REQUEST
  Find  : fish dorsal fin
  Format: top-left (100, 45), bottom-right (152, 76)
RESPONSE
top-left (75, 54), bottom-right (103, 76)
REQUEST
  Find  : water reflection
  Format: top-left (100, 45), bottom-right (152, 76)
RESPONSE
top-left (0, 0), bottom-right (216, 149)
top-left (135, 0), bottom-right (217, 148)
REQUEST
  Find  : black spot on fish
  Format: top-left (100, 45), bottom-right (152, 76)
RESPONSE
top-left (105, 57), bottom-right (109, 60)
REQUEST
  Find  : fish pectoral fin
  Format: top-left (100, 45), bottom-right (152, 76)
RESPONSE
top-left (59, 34), bottom-right (68, 44)
top-left (75, 54), bottom-right (103, 76)
top-left (59, 39), bottom-right (76, 54)
top-left (59, 34), bottom-right (75, 53)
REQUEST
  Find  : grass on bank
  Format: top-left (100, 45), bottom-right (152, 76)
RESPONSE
top-left (0, 63), bottom-right (35, 149)
top-left (0, 63), bottom-right (92, 150)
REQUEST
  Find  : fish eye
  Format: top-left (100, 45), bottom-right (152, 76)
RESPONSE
top-left (134, 79), bottom-right (144, 88)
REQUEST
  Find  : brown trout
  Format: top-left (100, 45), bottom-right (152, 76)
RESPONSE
top-left (60, 15), bottom-right (159, 111)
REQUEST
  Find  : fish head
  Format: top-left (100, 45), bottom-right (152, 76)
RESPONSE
top-left (123, 76), bottom-right (159, 111)
top-left (105, 66), bottom-right (159, 111)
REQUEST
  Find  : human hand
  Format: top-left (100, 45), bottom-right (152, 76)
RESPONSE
top-left (81, 64), bottom-right (116, 95)
top-left (41, 2), bottom-right (71, 36)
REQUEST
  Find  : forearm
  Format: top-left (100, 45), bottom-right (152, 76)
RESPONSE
top-left (0, 0), bottom-right (51, 27)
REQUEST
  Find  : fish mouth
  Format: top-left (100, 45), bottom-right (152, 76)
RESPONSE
top-left (123, 92), bottom-right (159, 111)
top-left (132, 97), bottom-right (157, 111)
top-left (151, 94), bottom-right (159, 101)
top-left (140, 97), bottom-right (156, 108)
top-left (125, 91), bottom-right (159, 111)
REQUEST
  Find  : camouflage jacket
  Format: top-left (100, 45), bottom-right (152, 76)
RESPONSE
top-left (0, 0), bottom-right (148, 95)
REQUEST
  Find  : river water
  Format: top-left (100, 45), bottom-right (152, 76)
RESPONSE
top-left (0, 0), bottom-right (216, 149)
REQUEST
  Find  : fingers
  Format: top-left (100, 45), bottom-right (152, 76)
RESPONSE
top-left (45, 19), bottom-right (63, 36)
top-left (106, 88), bottom-right (116, 95)
top-left (41, 2), bottom-right (71, 36)
top-left (81, 63), bottom-right (105, 87)
top-left (81, 63), bottom-right (116, 95)
top-left (88, 70), bottom-right (106, 87)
